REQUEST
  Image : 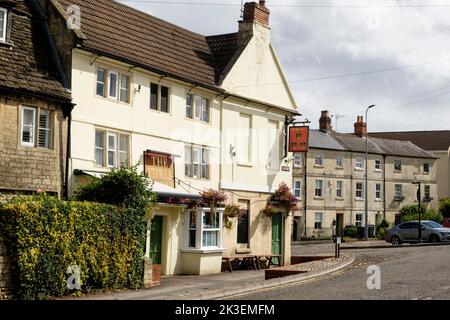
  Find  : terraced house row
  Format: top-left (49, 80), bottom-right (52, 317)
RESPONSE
top-left (0, 0), bottom-right (443, 279)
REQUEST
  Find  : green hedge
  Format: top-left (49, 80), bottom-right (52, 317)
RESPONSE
top-left (0, 195), bottom-right (146, 300)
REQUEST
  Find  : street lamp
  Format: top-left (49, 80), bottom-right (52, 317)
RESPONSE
top-left (412, 180), bottom-right (422, 245)
top-left (365, 104), bottom-right (376, 241)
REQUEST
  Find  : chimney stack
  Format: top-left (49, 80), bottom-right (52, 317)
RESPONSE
top-left (242, 1), bottom-right (270, 28)
top-left (354, 115), bottom-right (367, 137)
top-left (319, 110), bottom-right (332, 131)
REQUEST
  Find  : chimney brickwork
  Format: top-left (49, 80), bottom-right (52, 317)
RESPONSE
top-left (319, 110), bottom-right (333, 131)
top-left (354, 115), bottom-right (367, 137)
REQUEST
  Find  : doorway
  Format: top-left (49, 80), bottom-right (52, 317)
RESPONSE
top-left (271, 213), bottom-right (283, 265)
top-left (150, 215), bottom-right (163, 264)
top-left (336, 213), bottom-right (344, 237)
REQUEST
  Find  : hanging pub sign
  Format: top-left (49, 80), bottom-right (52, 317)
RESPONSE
top-left (288, 126), bottom-right (309, 152)
top-left (144, 150), bottom-right (175, 187)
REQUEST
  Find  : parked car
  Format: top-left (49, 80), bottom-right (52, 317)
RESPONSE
top-left (384, 220), bottom-right (450, 245)
top-left (442, 218), bottom-right (450, 228)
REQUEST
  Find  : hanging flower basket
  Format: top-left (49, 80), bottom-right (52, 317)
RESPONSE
top-left (223, 204), bottom-right (244, 229)
top-left (261, 182), bottom-right (298, 217)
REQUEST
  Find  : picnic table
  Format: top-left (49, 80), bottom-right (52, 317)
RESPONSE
top-left (222, 254), bottom-right (282, 272)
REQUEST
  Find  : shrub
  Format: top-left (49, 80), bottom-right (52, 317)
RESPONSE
top-left (262, 182), bottom-right (298, 216)
top-left (0, 195), bottom-right (146, 299)
top-left (400, 204), bottom-right (443, 223)
top-left (344, 225), bottom-right (358, 238)
top-left (439, 199), bottom-right (450, 219)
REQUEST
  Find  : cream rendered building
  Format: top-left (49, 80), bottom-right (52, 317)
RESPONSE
top-left (293, 112), bottom-right (438, 240)
top-left (41, 0), bottom-right (298, 276)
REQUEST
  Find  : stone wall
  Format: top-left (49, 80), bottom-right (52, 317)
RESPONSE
top-left (0, 239), bottom-right (15, 299)
top-left (0, 96), bottom-right (68, 196)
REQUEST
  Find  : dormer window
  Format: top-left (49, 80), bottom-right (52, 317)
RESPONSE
top-left (0, 7), bottom-right (7, 42)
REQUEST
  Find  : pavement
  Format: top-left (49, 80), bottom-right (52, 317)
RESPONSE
top-left (76, 243), bottom-right (362, 300)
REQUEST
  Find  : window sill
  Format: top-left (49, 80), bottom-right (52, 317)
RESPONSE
top-left (0, 41), bottom-right (13, 49)
top-left (375, 199), bottom-right (382, 202)
top-left (314, 196), bottom-right (324, 200)
top-left (354, 168), bottom-right (364, 172)
top-left (237, 162), bottom-right (253, 168)
top-left (394, 170), bottom-right (402, 174)
top-left (374, 169), bottom-right (382, 173)
top-left (313, 165), bottom-right (324, 169)
top-left (181, 248), bottom-right (226, 254)
top-left (355, 198), bottom-right (364, 202)
top-left (335, 166), bottom-right (344, 170)
top-left (149, 108), bottom-right (171, 115)
top-left (335, 197), bottom-right (345, 201)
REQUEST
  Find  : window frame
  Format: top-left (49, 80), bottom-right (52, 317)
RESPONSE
top-left (187, 208), bottom-right (223, 250)
top-left (293, 153), bottom-right (302, 168)
top-left (356, 214), bottom-right (363, 227)
top-left (314, 154), bottom-right (324, 166)
top-left (94, 129), bottom-right (130, 168)
top-left (424, 185), bottom-right (431, 200)
top-left (96, 68), bottom-right (106, 97)
top-left (375, 183), bottom-right (382, 200)
top-left (336, 155), bottom-right (343, 167)
top-left (375, 159), bottom-right (382, 171)
top-left (395, 184), bottom-right (403, 199)
top-left (185, 144), bottom-right (210, 180)
top-left (315, 179), bottom-right (323, 197)
top-left (355, 158), bottom-right (364, 170)
top-left (294, 179), bottom-right (302, 199)
top-left (0, 7), bottom-right (7, 43)
top-left (394, 160), bottom-right (402, 172)
top-left (237, 200), bottom-right (250, 245)
top-left (336, 180), bottom-right (343, 198)
top-left (150, 82), bottom-right (170, 113)
top-left (314, 212), bottom-right (323, 230)
top-left (21, 106), bottom-right (36, 148)
top-left (119, 74), bottom-right (130, 103)
top-left (423, 163), bottom-right (430, 174)
top-left (356, 182), bottom-right (364, 199)
top-left (38, 109), bottom-right (52, 149)
top-left (108, 71), bottom-right (119, 99)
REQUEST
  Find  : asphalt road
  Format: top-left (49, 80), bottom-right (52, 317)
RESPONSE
top-left (234, 244), bottom-right (450, 300)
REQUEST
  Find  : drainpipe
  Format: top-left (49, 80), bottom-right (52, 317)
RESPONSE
top-left (303, 152), bottom-right (308, 238)
top-left (383, 154), bottom-right (387, 221)
top-left (64, 111), bottom-right (72, 199)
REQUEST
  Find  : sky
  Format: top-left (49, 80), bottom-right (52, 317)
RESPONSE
top-left (119, 0), bottom-right (450, 133)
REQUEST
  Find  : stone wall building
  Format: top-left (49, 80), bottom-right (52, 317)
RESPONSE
top-left (292, 111), bottom-right (438, 240)
top-left (370, 131), bottom-right (450, 202)
top-left (0, 0), bottom-right (73, 197)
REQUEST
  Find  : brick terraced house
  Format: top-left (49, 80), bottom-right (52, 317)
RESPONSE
top-left (0, 0), bottom-right (73, 197)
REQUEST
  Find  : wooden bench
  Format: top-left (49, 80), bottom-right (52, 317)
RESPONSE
top-left (222, 255), bottom-right (258, 273)
top-left (256, 255), bottom-right (282, 269)
top-left (222, 254), bottom-right (282, 272)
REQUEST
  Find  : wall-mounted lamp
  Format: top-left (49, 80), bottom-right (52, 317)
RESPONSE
top-left (135, 84), bottom-right (141, 93)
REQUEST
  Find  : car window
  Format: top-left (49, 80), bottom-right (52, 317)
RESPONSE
top-left (422, 221), bottom-right (442, 229)
top-left (399, 223), bottom-right (413, 229)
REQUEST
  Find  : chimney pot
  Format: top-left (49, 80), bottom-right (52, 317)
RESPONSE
top-left (319, 110), bottom-right (332, 131)
top-left (354, 116), bottom-right (367, 137)
top-left (242, 1), bottom-right (270, 27)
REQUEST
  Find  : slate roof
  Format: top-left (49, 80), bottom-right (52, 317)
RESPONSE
top-left (309, 130), bottom-right (347, 151)
top-left (53, 0), bottom-right (241, 90)
top-left (331, 132), bottom-right (437, 159)
top-left (0, 0), bottom-right (71, 102)
top-left (370, 131), bottom-right (450, 151)
top-left (308, 130), bottom-right (436, 159)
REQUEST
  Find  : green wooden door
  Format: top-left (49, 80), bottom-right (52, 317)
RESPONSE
top-left (271, 213), bottom-right (282, 255)
top-left (150, 216), bottom-right (163, 264)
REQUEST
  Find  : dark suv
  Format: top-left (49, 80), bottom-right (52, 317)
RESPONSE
top-left (384, 220), bottom-right (450, 245)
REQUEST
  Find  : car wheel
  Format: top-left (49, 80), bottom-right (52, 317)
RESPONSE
top-left (391, 236), bottom-right (401, 245)
top-left (429, 234), bottom-right (440, 243)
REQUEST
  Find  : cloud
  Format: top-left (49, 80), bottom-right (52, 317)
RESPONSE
top-left (127, 0), bottom-right (450, 132)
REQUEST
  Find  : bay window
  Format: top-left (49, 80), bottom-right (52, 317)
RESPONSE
top-left (187, 208), bottom-right (223, 250)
